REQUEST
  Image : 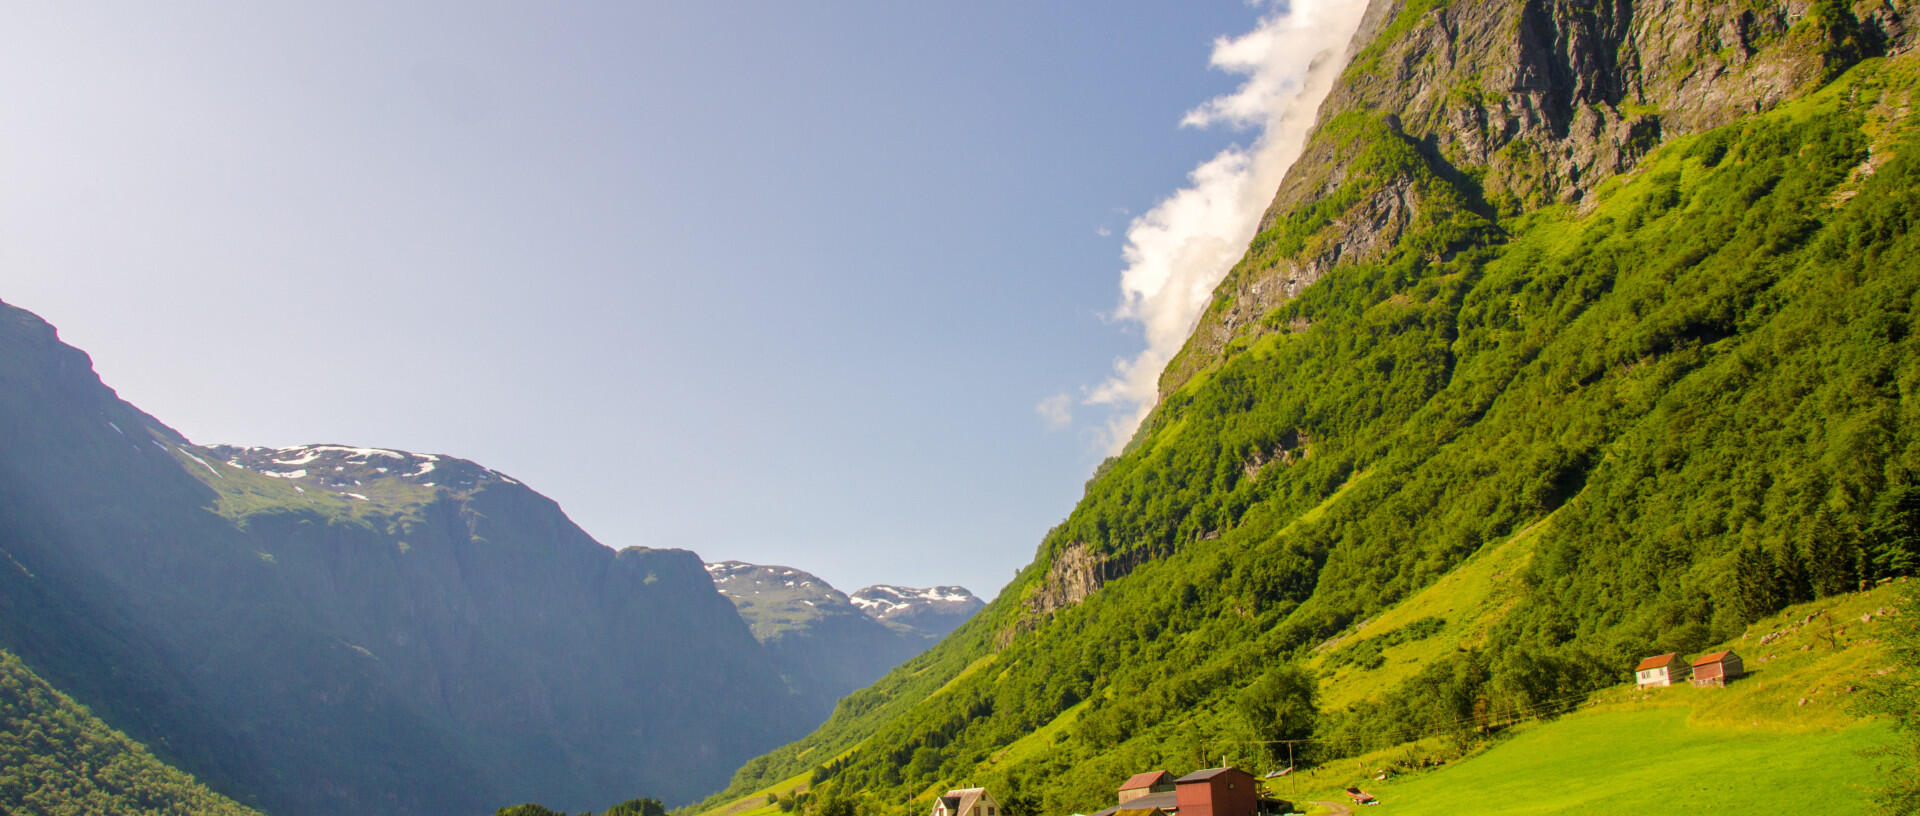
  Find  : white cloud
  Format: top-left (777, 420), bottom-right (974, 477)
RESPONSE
top-left (1083, 0), bottom-right (1369, 454)
top-left (1095, 226), bottom-right (1112, 237)
top-left (1036, 392), bottom-right (1074, 430)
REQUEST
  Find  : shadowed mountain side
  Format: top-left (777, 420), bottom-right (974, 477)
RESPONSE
top-left (0, 299), bottom-right (812, 815)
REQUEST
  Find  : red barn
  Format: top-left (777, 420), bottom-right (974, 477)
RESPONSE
top-left (1174, 768), bottom-right (1257, 816)
top-left (1690, 650), bottom-right (1745, 687)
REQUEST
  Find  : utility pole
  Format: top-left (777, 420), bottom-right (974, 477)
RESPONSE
top-left (1287, 741), bottom-right (1296, 797)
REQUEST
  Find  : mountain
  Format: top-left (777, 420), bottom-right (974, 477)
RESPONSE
top-left (698, 2), bottom-right (1920, 813)
top-left (0, 298), bottom-right (813, 814)
top-left (848, 585), bottom-right (983, 638)
top-left (704, 562), bottom-right (981, 720)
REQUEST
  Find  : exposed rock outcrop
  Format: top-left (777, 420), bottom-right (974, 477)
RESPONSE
top-left (1162, 0), bottom-right (1915, 397)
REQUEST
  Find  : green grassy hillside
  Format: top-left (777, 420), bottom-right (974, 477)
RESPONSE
top-left (1279, 584), bottom-right (1908, 814)
top-left (695, 35), bottom-right (1920, 816)
top-left (0, 648), bottom-right (260, 816)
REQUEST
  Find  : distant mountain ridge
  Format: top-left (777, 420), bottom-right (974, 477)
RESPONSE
top-left (0, 298), bottom-right (826, 815)
top-left (703, 561), bottom-right (981, 719)
top-left (849, 584), bottom-right (982, 634)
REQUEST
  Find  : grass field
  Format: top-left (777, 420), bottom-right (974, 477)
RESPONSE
top-left (1279, 584), bottom-right (1909, 814)
top-left (1295, 707), bottom-right (1892, 815)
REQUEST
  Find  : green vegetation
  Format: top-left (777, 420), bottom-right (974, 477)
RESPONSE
top-left (1345, 0), bottom-right (1453, 78)
top-left (0, 649), bottom-right (259, 816)
top-left (1858, 589), bottom-right (1919, 813)
top-left (494, 797), bottom-right (669, 816)
top-left (699, 53), bottom-right (1920, 816)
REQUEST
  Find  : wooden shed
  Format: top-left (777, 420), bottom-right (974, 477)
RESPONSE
top-left (1633, 652), bottom-right (1688, 688)
top-left (1117, 771), bottom-right (1176, 804)
top-left (1689, 650), bottom-right (1745, 687)
top-left (1174, 767), bottom-right (1258, 816)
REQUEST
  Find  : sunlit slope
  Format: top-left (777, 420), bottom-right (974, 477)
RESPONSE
top-left (1284, 585), bottom-right (1907, 814)
top-left (0, 649), bottom-right (261, 816)
top-left (701, 16), bottom-right (1920, 816)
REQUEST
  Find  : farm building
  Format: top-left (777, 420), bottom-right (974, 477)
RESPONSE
top-left (1690, 650), bottom-right (1745, 687)
top-left (1174, 768), bottom-right (1258, 816)
top-left (1091, 766), bottom-right (1287, 816)
top-left (1633, 652), bottom-right (1688, 688)
top-left (929, 788), bottom-right (1000, 816)
top-left (1117, 771), bottom-right (1176, 804)
top-left (1088, 790), bottom-right (1179, 816)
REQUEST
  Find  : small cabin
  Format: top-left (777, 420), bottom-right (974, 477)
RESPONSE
top-left (1690, 650), bottom-right (1745, 687)
top-left (1174, 767), bottom-right (1258, 816)
top-left (1117, 771), bottom-right (1176, 804)
top-left (929, 788), bottom-right (1000, 816)
top-left (1633, 653), bottom-right (1688, 688)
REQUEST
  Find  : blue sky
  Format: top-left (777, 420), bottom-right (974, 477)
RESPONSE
top-left (1, 1), bottom-right (1364, 598)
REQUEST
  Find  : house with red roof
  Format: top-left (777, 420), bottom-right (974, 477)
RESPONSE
top-left (1633, 653), bottom-right (1688, 688)
top-left (1090, 766), bottom-right (1287, 816)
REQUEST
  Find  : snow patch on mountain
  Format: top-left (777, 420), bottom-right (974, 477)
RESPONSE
top-left (208, 443), bottom-right (524, 497)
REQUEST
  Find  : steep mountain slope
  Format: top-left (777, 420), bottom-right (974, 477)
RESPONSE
top-left (0, 648), bottom-right (260, 816)
top-left (700, 3), bottom-right (1920, 814)
top-left (705, 562), bottom-right (979, 720)
top-left (0, 299), bottom-right (811, 815)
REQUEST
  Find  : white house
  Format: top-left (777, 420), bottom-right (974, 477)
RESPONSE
top-left (930, 788), bottom-right (1000, 816)
top-left (1634, 652), bottom-right (1687, 688)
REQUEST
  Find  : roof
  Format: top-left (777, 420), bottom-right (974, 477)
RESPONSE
top-left (938, 788), bottom-right (990, 816)
top-left (1119, 771), bottom-right (1173, 791)
top-left (1091, 791), bottom-right (1180, 816)
top-left (1635, 653), bottom-right (1679, 671)
top-left (1691, 650), bottom-right (1737, 667)
top-left (1175, 767), bottom-right (1249, 784)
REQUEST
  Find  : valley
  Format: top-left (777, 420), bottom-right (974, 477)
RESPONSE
top-left (7, 0), bottom-right (1920, 814)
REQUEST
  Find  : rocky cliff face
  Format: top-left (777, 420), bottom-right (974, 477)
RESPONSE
top-left (0, 299), bottom-right (810, 815)
top-left (1163, 0), bottom-right (1916, 398)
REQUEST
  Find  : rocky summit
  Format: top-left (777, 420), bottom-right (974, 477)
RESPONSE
top-left (849, 584), bottom-right (983, 634)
